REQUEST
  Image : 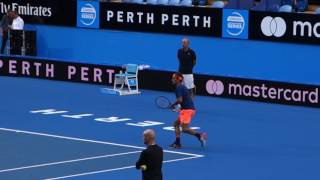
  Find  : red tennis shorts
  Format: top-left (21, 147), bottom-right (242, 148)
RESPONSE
top-left (178, 109), bottom-right (196, 124)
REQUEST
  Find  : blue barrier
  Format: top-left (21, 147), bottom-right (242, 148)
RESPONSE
top-left (29, 25), bottom-right (320, 86)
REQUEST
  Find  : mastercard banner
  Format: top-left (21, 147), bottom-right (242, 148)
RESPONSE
top-left (1, 55), bottom-right (319, 108)
top-left (249, 11), bottom-right (320, 44)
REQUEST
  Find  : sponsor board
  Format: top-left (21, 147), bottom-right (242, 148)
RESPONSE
top-left (0, 0), bottom-right (77, 26)
top-left (77, 0), bottom-right (99, 28)
top-left (2, 1), bottom-right (320, 46)
top-left (0, 56), bottom-right (118, 85)
top-left (0, 56), bottom-right (319, 108)
top-left (250, 11), bottom-right (320, 44)
top-left (197, 75), bottom-right (320, 108)
top-left (222, 9), bottom-right (249, 39)
top-left (100, 2), bottom-right (222, 36)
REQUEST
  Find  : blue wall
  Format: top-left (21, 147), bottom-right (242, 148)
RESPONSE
top-left (32, 25), bottom-right (320, 85)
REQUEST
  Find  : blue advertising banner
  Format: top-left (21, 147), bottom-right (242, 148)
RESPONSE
top-left (77, 0), bottom-right (100, 28)
top-left (222, 9), bottom-right (249, 39)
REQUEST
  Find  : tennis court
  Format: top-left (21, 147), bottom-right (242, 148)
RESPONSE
top-left (1, 76), bottom-right (320, 180)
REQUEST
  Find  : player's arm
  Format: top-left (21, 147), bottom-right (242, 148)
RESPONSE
top-left (136, 150), bottom-right (147, 170)
top-left (171, 96), bottom-right (183, 109)
top-left (171, 85), bottom-right (183, 108)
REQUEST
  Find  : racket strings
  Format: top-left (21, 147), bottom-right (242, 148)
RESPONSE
top-left (155, 96), bottom-right (171, 109)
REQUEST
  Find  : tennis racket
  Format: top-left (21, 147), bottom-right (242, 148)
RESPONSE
top-left (155, 96), bottom-right (172, 109)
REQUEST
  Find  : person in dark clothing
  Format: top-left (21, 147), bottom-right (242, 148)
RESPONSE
top-left (169, 73), bottom-right (207, 149)
top-left (136, 129), bottom-right (163, 180)
top-left (177, 38), bottom-right (197, 97)
top-left (1, 10), bottom-right (13, 54)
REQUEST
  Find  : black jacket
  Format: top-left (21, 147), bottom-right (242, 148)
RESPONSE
top-left (136, 144), bottom-right (163, 180)
top-left (177, 48), bottom-right (196, 74)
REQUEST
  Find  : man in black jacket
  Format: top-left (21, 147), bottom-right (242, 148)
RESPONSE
top-left (136, 129), bottom-right (163, 180)
top-left (1, 10), bottom-right (13, 54)
top-left (177, 38), bottom-right (197, 98)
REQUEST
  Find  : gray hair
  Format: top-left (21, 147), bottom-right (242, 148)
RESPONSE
top-left (143, 129), bottom-right (156, 138)
top-left (182, 38), bottom-right (189, 43)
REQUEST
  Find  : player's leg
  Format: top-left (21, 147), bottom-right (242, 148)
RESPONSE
top-left (180, 110), bottom-right (207, 147)
top-left (181, 123), bottom-right (207, 147)
top-left (170, 119), bottom-right (182, 148)
top-left (181, 123), bottom-right (197, 135)
top-left (174, 119), bottom-right (181, 144)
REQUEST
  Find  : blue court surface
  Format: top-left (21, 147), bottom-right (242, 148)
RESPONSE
top-left (1, 76), bottom-right (320, 180)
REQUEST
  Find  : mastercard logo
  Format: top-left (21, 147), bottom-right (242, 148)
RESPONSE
top-left (206, 80), bottom-right (224, 95)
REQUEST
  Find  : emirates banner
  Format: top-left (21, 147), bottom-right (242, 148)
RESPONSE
top-left (0, 0), bottom-right (77, 26)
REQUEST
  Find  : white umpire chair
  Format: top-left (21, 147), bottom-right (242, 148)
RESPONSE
top-left (113, 64), bottom-right (141, 95)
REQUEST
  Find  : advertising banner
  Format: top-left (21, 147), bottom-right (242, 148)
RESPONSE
top-left (77, 0), bottom-right (100, 29)
top-left (249, 11), bottom-right (320, 44)
top-left (222, 9), bottom-right (249, 39)
top-left (100, 2), bottom-right (222, 36)
top-left (0, 0), bottom-right (77, 26)
top-left (197, 74), bottom-right (320, 108)
top-left (1, 56), bottom-right (319, 108)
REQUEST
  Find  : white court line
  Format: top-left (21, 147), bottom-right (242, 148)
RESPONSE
top-left (0, 127), bottom-right (205, 179)
top-left (45, 156), bottom-right (201, 180)
top-left (0, 151), bottom-right (141, 173)
top-left (0, 128), bottom-right (204, 158)
top-left (45, 166), bottom-right (136, 180)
